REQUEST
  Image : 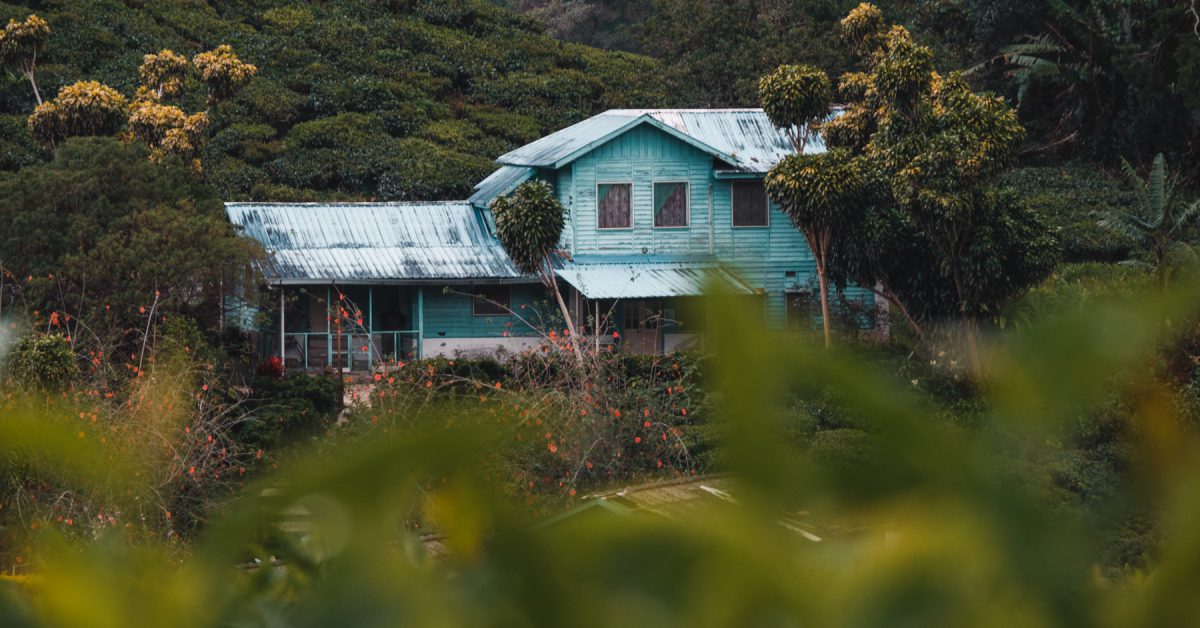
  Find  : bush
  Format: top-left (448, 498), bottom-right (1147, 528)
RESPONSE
top-left (1001, 165), bottom-right (1137, 263)
top-left (3, 333), bottom-right (77, 388)
top-left (243, 374), bottom-right (343, 447)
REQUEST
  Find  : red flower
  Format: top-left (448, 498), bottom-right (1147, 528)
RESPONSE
top-left (634, 436), bottom-right (641, 444)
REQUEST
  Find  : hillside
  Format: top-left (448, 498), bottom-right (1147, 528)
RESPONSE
top-left (0, 0), bottom-right (670, 201)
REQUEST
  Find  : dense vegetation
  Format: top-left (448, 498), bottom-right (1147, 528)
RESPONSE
top-left (3, 1), bottom-right (1200, 625)
top-left (0, 0), bottom-right (668, 201)
top-left (513, 0), bottom-right (1200, 175)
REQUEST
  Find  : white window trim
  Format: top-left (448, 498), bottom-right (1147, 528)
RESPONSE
top-left (731, 181), bottom-right (770, 229)
top-left (652, 180), bottom-right (690, 229)
top-left (596, 181), bottom-right (634, 231)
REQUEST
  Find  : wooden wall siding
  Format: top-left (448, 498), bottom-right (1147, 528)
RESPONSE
top-left (421, 284), bottom-right (546, 339)
top-left (564, 125), bottom-right (712, 255)
top-left (547, 123), bottom-right (877, 330)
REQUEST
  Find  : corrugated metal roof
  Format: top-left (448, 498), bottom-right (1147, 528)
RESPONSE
top-left (226, 202), bottom-right (526, 284)
top-left (497, 112), bottom-right (741, 170)
top-left (555, 261), bottom-right (753, 299)
top-left (497, 109), bottom-right (828, 174)
top-left (468, 165), bottom-right (534, 208)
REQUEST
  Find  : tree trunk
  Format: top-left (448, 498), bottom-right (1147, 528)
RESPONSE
top-left (543, 255), bottom-right (585, 364)
top-left (23, 56), bottom-right (42, 106)
top-left (816, 254), bottom-right (833, 348)
top-left (963, 316), bottom-right (984, 378)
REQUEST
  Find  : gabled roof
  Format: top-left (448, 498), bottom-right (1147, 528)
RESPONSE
top-left (226, 202), bottom-right (526, 284)
top-left (496, 109), bottom-right (827, 174)
top-left (468, 165), bottom-right (534, 208)
top-left (497, 112), bottom-right (742, 171)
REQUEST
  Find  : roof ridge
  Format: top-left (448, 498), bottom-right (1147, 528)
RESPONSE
top-left (224, 200), bottom-right (471, 207)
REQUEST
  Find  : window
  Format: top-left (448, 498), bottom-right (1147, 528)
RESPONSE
top-left (472, 285), bottom-right (510, 316)
top-left (654, 182), bottom-right (689, 227)
top-left (597, 183), bottom-right (632, 229)
top-left (732, 181), bottom-right (768, 227)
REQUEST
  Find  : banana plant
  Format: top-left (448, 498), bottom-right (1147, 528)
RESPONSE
top-left (1097, 153), bottom-right (1199, 288)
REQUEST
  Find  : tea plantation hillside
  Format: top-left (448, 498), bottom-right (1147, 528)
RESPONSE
top-left (0, 0), bottom-right (668, 200)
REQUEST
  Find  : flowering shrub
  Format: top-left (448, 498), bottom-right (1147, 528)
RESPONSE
top-left (361, 350), bottom-right (711, 503)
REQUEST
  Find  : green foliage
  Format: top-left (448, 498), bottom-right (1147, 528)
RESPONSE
top-left (1098, 154), bottom-right (1200, 288)
top-left (758, 64), bottom-right (832, 144)
top-left (0, 1), bottom-right (669, 200)
top-left (812, 6), bottom-right (1057, 342)
top-left (0, 137), bottom-right (257, 343)
top-left (491, 179), bottom-right (565, 276)
top-left (4, 288), bottom-right (1200, 623)
top-left (1000, 165), bottom-right (1136, 263)
top-left (243, 374), bottom-right (342, 447)
top-left (3, 334), bottom-right (75, 388)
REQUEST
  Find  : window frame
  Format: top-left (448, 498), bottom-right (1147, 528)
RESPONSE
top-left (596, 181), bottom-right (634, 230)
top-left (471, 284), bottom-right (512, 317)
top-left (652, 180), bottom-right (690, 229)
top-left (731, 180), bottom-right (770, 228)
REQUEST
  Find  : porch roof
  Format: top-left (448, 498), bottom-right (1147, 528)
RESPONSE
top-left (554, 260), bottom-right (754, 300)
top-left (225, 201), bottom-right (527, 284)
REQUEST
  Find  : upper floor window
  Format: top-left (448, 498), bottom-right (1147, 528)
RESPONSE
top-left (654, 182), bottom-right (689, 227)
top-left (597, 183), bottom-right (632, 229)
top-left (732, 181), bottom-right (768, 227)
top-left (472, 285), bottom-right (511, 316)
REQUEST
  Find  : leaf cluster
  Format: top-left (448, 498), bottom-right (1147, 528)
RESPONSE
top-left (491, 179), bottom-right (565, 276)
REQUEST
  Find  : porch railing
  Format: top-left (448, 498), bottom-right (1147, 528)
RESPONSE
top-left (276, 330), bottom-right (420, 371)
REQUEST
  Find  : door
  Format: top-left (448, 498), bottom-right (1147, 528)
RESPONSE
top-left (622, 300), bottom-right (662, 354)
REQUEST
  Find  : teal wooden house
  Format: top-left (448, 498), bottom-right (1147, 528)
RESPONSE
top-left (227, 109), bottom-right (868, 370)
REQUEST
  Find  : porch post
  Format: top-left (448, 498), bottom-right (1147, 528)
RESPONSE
top-left (417, 286), bottom-right (425, 359)
top-left (368, 285), bottom-right (374, 368)
top-left (278, 287), bottom-right (285, 363)
top-left (326, 285), bottom-right (333, 367)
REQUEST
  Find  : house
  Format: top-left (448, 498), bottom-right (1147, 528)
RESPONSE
top-left (227, 109), bottom-right (872, 370)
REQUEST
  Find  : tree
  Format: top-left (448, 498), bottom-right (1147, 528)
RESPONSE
top-left (27, 81), bottom-right (127, 150)
top-left (192, 45), bottom-right (258, 104)
top-left (0, 14), bottom-right (50, 105)
top-left (491, 180), bottom-right (584, 362)
top-left (759, 64), bottom-right (845, 347)
top-left (813, 4), bottom-right (1057, 372)
top-left (1099, 154), bottom-right (1199, 289)
top-left (0, 137), bottom-right (258, 347)
top-left (766, 149), bottom-right (863, 347)
top-left (139, 49), bottom-right (190, 99)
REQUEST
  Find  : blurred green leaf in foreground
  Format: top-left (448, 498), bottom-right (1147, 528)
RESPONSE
top-left (4, 283), bottom-right (1200, 627)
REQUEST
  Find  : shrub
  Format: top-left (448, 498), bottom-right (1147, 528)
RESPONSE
top-left (242, 373), bottom-right (342, 447)
top-left (3, 333), bottom-right (76, 388)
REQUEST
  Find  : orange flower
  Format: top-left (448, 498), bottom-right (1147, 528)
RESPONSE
top-left (548, 442), bottom-right (558, 453)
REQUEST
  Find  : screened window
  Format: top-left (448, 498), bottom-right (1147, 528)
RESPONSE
top-left (732, 181), bottom-right (769, 227)
top-left (597, 183), bottom-right (632, 229)
top-left (472, 285), bottom-right (511, 316)
top-left (654, 182), bottom-right (689, 227)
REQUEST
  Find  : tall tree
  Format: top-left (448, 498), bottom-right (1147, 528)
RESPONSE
top-left (0, 14), bottom-right (50, 105)
top-left (760, 64), bottom-right (847, 347)
top-left (491, 180), bottom-right (584, 362)
top-left (817, 3), bottom-right (1057, 370)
